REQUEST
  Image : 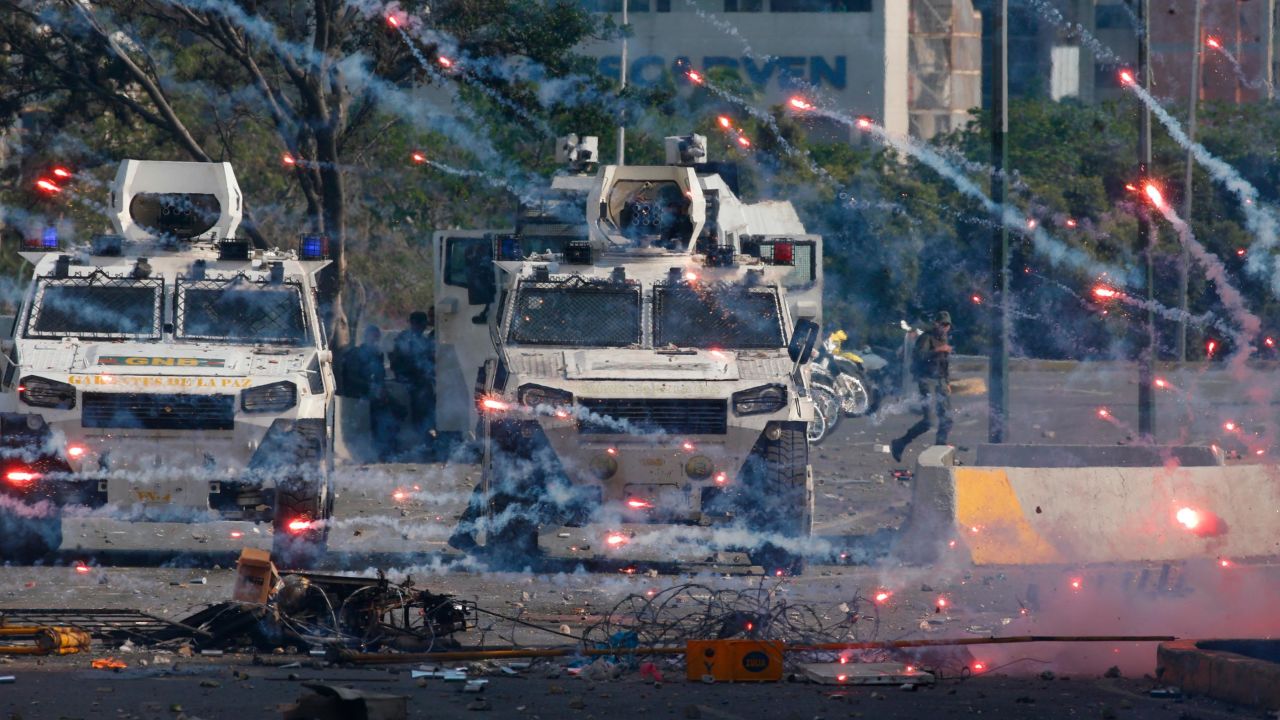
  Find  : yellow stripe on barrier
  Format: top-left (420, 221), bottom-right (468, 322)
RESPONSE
top-left (954, 468), bottom-right (1063, 565)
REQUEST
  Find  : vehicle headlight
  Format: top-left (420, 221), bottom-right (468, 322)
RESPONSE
top-left (241, 381), bottom-right (298, 413)
top-left (732, 384), bottom-right (788, 416)
top-left (518, 384), bottom-right (573, 409)
top-left (19, 376), bottom-right (76, 409)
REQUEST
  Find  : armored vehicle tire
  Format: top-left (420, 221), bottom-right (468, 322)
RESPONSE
top-left (485, 506), bottom-right (540, 569)
top-left (743, 424), bottom-right (812, 576)
top-left (271, 475), bottom-right (331, 569)
top-left (0, 506), bottom-right (61, 563)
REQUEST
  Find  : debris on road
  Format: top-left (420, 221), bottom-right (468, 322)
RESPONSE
top-left (0, 626), bottom-right (92, 656)
top-left (282, 683), bottom-right (408, 720)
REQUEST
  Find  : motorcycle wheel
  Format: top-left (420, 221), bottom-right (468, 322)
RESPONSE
top-left (835, 371), bottom-right (872, 417)
top-left (808, 384), bottom-right (839, 445)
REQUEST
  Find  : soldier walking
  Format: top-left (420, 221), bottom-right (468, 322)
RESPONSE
top-left (890, 310), bottom-right (954, 461)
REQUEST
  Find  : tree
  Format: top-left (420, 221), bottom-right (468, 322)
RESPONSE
top-left (0, 0), bottom-right (604, 347)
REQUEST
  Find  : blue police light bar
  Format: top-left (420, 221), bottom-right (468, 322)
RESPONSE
top-left (497, 236), bottom-right (521, 261)
top-left (299, 234), bottom-right (328, 260)
top-left (23, 227), bottom-right (59, 251)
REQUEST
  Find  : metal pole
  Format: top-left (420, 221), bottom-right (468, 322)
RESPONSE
top-left (988, 0), bottom-right (1009, 443)
top-left (1137, 0), bottom-right (1155, 439)
top-left (616, 0), bottom-right (628, 166)
top-left (1178, 0), bottom-right (1202, 363)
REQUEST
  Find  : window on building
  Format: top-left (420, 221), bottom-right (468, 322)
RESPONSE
top-left (1095, 5), bottom-right (1134, 30)
top-left (769, 0), bottom-right (872, 11)
top-left (581, 0), bottom-right (649, 10)
top-left (725, 0), bottom-right (764, 10)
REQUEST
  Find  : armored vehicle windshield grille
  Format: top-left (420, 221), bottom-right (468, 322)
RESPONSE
top-left (578, 398), bottom-right (727, 435)
top-left (82, 392), bottom-right (235, 430)
top-left (26, 274), bottom-right (163, 340)
top-left (653, 282), bottom-right (784, 349)
top-left (176, 278), bottom-right (307, 345)
top-left (508, 276), bottom-right (641, 347)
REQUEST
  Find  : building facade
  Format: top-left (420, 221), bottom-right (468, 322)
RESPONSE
top-left (577, 0), bottom-right (911, 139)
top-left (910, 0), bottom-right (984, 138)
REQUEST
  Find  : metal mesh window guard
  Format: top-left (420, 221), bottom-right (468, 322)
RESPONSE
top-left (176, 277), bottom-right (307, 344)
top-left (508, 276), bottom-right (642, 347)
top-left (653, 281), bottom-right (785, 349)
top-left (26, 273), bottom-right (162, 340)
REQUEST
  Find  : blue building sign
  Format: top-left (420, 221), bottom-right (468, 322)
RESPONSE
top-left (598, 55), bottom-right (847, 91)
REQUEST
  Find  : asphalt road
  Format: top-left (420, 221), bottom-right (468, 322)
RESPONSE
top-left (3, 361), bottom-right (1279, 717)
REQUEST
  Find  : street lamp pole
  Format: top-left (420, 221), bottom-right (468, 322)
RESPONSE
top-left (1178, 0), bottom-right (1202, 363)
top-left (988, 0), bottom-right (1010, 443)
top-left (1137, 0), bottom-right (1156, 438)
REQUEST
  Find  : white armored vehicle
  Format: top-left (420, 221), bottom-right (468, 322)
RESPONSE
top-left (435, 135), bottom-right (823, 573)
top-left (0, 160), bottom-right (335, 566)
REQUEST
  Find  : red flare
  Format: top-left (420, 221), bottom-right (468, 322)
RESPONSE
top-left (874, 590), bottom-right (891, 604)
top-left (716, 115), bottom-right (732, 129)
top-left (1026, 218), bottom-right (1037, 230)
top-left (1092, 285), bottom-right (1118, 300)
top-left (714, 471), bottom-right (729, 485)
top-left (287, 518), bottom-right (314, 533)
top-left (735, 135), bottom-right (751, 148)
top-left (74, 563), bottom-right (91, 574)
top-left (1070, 578), bottom-right (1082, 590)
top-left (605, 532), bottom-right (629, 547)
top-left (1097, 407), bottom-right (1111, 419)
top-left (480, 397), bottom-right (508, 412)
top-left (411, 151), bottom-right (427, 164)
top-left (856, 116), bottom-right (873, 130)
top-left (51, 167), bottom-right (72, 179)
top-left (687, 70), bottom-right (704, 84)
top-left (1119, 69), bottom-right (1135, 85)
top-left (626, 498), bottom-right (652, 510)
top-left (788, 96), bottom-right (813, 111)
top-left (1207, 339), bottom-right (1218, 356)
top-left (438, 56), bottom-right (454, 68)
top-left (1206, 37), bottom-right (1221, 49)
top-left (1065, 218), bottom-right (1077, 228)
top-left (971, 294), bottom-right (982, 304)
top-left (282, 153), bottom-right (297, 166)
top-left (1265, 337), bottom-right (1275, 348)
top-left (1144, 183), bottom-right (1165, 209)
top-left (35, 179), bottom-right (61, 194)
top-left (1223, 420), bottom-right (1237, 432)
top-left (386, 14), bottom-right (399, 28)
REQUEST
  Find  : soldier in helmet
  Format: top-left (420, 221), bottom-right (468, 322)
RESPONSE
top-left (890, 310), bottom-right (954, 462)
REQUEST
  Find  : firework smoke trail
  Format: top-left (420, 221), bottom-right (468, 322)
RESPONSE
top-left (1205, 38), bottom-right (1275, 94)
top-left (1145, 185), bottom-right (1261, 355)
top-left (819, 111), bottom-right (1126, 280)
top-left (390, 21), bottom-right (554, 137)
top-left (1019, 0), bottom-right (1125, 63)
top-left (1119, 74), bottom-right (1280, 291)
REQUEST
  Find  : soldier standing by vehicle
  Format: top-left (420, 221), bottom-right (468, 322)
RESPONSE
top-left (391, 310), bottom-right (437, 460)
top-left (344, 326), bottom-right (394, 460)
top-left (890, 311), bottom-right (953, 462)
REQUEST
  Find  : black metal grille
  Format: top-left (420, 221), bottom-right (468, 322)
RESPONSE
top-left (507, 276), bottom-right (641, 347)
top-left (82, 392), bottom-right (235, 430)
top-left (25, 273), bottom-right (163, 340)
top-left (578, 398), bottom-right (727, 435)
top-left (176, 277), bottom-right (307, 344)
top-left (653, 281), bottom-right (784, 349)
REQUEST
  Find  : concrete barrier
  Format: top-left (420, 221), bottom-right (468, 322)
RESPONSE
top-left (898, 447), bottom-right (1280, 565)
top-left (974, 443), bottom-right (1223, 468)
top-left (1158, 640), bottom-right (1280, 710)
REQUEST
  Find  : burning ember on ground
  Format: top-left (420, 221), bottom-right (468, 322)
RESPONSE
top-left (874, 590), bottom-right (891, 604)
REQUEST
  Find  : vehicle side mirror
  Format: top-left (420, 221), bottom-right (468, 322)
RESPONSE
top-left (788, 319), bottom-right (819, 365)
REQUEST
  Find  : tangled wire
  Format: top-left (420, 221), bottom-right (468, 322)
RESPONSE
top-left (579, 580), bottom-right (882, 654)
